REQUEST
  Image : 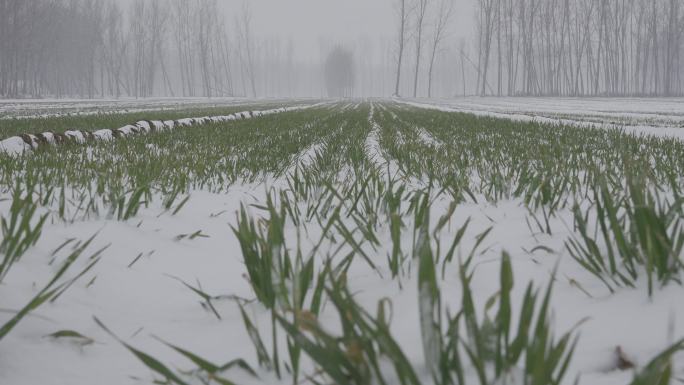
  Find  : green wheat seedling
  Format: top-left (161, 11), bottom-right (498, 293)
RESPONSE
top-left (0, 234), bottom-right (102, 342)
top-left (95, 316), bottom-right (259, 385)
top-left (156, 337), bottom-right (258, 385)
top-left (0, 184), bottom-right (48, 282)
top-left (0, 103), bottom-right (287, 139)
top-left (4, 100), bottom-right (684, 384)
top-left (233, 191), bottom-right (337, 382)
top-left (232, 198), bottom-right (285, 309)
top-left (275, 272), bottom-right (422, 385)
top-left (454, 253), bottom-right (580, 385)
top-left (385, 178), bottom-right (407, 279)
top-left (109, 185), bottom-right (151, 221)
top-left (159, 184), bottom-right (191, 217)
top-left (168, 275), bottom-right (222, 320)
top-left (44, 329), bottom-right (96, 347)
top-left (567, 178), bottom-right (684, 295)
top-left (413, 193), bottom-right (578, 385)
top-left (629, 339), bottom-right (684, 385)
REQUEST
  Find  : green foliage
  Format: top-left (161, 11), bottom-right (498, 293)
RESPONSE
top-left (0, 184), bottom-right (48, 282)
top-left (630, 340), bottom-right (684, 385)
top-left (4, 101), bottom-right (684, 384)
top-left (455, 253), bottom-right (579, 385)
top-left (0, 234), bottom-right (101, 342)
top-left (567, 178), bottom-right (684, 295)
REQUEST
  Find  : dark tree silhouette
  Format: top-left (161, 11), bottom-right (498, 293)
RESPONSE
top-left (324, 46), bottom-right (355, 98)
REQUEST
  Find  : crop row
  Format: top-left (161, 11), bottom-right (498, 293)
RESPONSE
top-left (1, 101), bottom-right (683, 384)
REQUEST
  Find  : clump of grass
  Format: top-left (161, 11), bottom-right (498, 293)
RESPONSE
top-left (458, 253), bottom-right (581, 385)
top-left (276, 270), bottom-right (422, 385)
top-left (384, 178), bottom-right (407, 279)
top-left (0, 184), bottom-right (48, 282)
top-left (108, 186), bottom-right (151, 221)
top-left (629, 339), bottom-right (684, 385)
top-left (0, 234), bottom-right (102, 342)
top-left (95, 317), bottom-right (257, 385)
top-left (567, 178), bottom-right (684, 295)
top-left (160, 184), bottom-right (191, 217)
top-left (419, 245), bottom-right (580, 385)
top-left (6, 100), bottom-right (684, 383)
top-left (232, 197), bottom-right (285, 309)
top-left (232, 188), bottom-right (335, 382)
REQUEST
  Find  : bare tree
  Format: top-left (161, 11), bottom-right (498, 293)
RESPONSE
top-left (427, 0), bottom-right (454, 97)
top-left (1, 0), bottom-right (683, 99)
top-left (236, 2), bottom-right (257, 97)
top-left (171, 0), bottom-right (196, 96)
top-left (412, 0), bottom-right (429, 97)
top-left (473, 0), bottom-right (683, 96)
top-left (394, 0), bottom-right (409, 96)
top-left (324, 46), bottom-right (355, 97)
top-left (476, 0), bottom-right (496, 95)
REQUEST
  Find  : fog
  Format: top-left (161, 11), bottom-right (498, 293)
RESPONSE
top-left (1, 0), bottom-right (682, 99)
top-left (239, 0), bottom-right (478, 97)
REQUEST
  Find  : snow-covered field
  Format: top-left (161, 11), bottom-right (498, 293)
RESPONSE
top-left (405, 97), bottom-right (684, 139)
top-left (1, 100), bottom-right (683, 385)
top-left (0, 97), bottom-right (315, 120)
top-left (0, 104), bottom-right (321, 155)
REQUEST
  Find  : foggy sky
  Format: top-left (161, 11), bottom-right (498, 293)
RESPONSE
top-left (227, 0), bottom-right (476, 58)
top-left (102, 0), bottom-right (478, 97)
top-left (116, 0), bottom-right (477, 60)
top-left (2, 0), bottom-right (680, 98)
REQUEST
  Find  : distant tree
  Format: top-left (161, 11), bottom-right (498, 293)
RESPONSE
top-left (413, 0), bottom-right (430, 97)
top-left (393, 0), bottom-right (409, 96)
top-left (236, 1), bottom-right (257, 98)
top-left (324, 46), bottom-right (355, 97)
top-left (427, 0), bottom-right (454, 98)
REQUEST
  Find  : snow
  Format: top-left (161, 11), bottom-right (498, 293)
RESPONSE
top-left (0, 97), bottom-right (319, 120)
top-left (0, 104), bottom-right (323, 156)
top-left (116, 125), bottom-right (136, 136)
top-left (40, 132), bottom-right (56, 144)
top-left (0, 188), bottom-right (265, 385)
top-left (92, 129), bottom-right (113, 141)
top-left (401, 97), bottom-right (684, 140)
top-left (135, 121), bottom-right (152, 132)
top-left (1, 100), bottom-right (683, 385)
top-left (0, 136), bottom-right (31, 155)
top-left (3, 187), bottom-right (680, 385)
top-left (365, 102), bottom-right (389, 171)
top-left (289, 141), bottom-right (326, 172)
top-left (64, 131), bottom-right (86, 143)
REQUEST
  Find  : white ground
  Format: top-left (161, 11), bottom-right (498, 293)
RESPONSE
top-left (403, 97), bottom-right (684, 139)
top-left (3, 185), bottom-right (682, 385)
top-left (0, 104), bottom-right (322, 155)
top-left (1, 99), bottom-right (683, 385)
top-left (0, 97), bottom-right (317, 120)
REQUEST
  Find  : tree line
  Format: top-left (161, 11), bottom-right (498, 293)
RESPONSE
top-left (393, 0), bottom-right (456, 98)
top-left (473, 0), bottom-right (684, 96)
top-left (0, 0), bottom-right (305, 99)
top-left (0, 0), bottom-right (461, 100)
top-left (4, 0), bottom-right (682, 99)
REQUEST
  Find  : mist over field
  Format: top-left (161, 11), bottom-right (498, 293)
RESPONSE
top-left (5, 0), bottom-right (682, 99)
top-left (1, 0), bottom-right (477, 98)
top-left (2, 2), bottom-right (684, 385)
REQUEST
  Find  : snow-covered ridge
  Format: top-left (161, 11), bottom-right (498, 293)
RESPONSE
top-left (398, 98), bottom-right (684, 140)
top-left (365, 102), bottom-right (389, 172)
top-left (0, 105), bottom-right (313, 156)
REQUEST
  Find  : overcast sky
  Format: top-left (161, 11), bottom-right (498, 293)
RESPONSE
top-left (219, 0), bottom-right (477, 58)
top-left (113, 0), bottom-right (477, 60)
